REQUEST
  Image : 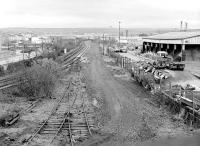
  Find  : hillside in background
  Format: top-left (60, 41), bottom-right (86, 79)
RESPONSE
top-left (0, 27), bottom-right (182, 36)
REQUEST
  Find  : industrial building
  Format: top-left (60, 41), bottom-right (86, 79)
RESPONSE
top-left (142, 31), bottom-right (200, 61)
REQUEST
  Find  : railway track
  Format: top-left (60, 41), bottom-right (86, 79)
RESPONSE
top-left (0, 41), bottom-right (89, 90)
top-left (0, 72), bottom-right (24, 90)
top-left (61, 42), bottom-right (89, 69)
top-left (65, 74), bottom-right (93, 146)
top-left (24, 74), bottom-right (94, 146)
top-left (25, 79), bottom-right (72, 145)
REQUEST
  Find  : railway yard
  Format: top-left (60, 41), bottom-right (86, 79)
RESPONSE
top-left (0, 0), bottom-right (200, 145)
top-left (0, 39), bottom-right (200, 146)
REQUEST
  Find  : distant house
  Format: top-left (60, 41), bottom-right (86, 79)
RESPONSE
top-left (31, 37), bottom-right (42, 44)
top-left (31, 36), bottom-right (51, 44)
top-left (9, 34), bottom-right (24, 42)
top-left (116, 36), bottom-right (142, 46)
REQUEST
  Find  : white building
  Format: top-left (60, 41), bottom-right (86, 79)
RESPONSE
top-left (31, 36), bottom-right (51, 44)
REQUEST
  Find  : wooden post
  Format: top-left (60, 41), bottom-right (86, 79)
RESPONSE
top-left (103, 34), bottom-right (104, 55)
top-left (192, 91), bottom-right (195, 129)
top-left (159, 78), bottom-right (162, 91)
top-left (170, 81), bottom-right (172, 97)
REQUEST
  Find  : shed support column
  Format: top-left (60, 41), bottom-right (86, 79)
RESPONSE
top-left (143, 42), bottom-right (145, 52)
top-left (173, 44), bottom-right (176, 57)
top-left (167, 44), bottom-right (169, 52)
top-left (159, 43), bottom-right (161, 51)
top-left (145, 43), bottom-right (147, 52)
top-left (160, 44), bottom-right (163, 51)
top-left (143, 42), bottom-right (147, 52)
top-left (155, 44), bottom-right (158, 52)
top-left (154, 43), bottom-right (156, 52)
top-left (148, 43), bottom-right (151, 52)
top-left (151, 43), bottom-right (153, 51)
top-left (181, 44), bottom-right (185, 61)
top-left (146, 43), bottom-right (149, 51)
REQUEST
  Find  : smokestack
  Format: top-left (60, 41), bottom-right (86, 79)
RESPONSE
top-left (180, 21), bottom-right (183, 31)
top-left (185, 22), bottom-right (188, 31)
top-left (126, 30), bottom-right (128, 39)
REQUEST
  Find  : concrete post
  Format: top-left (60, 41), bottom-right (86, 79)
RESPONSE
top-left (182, 44), bottom-right (185, 51)
top-left (64, 48), bottom-right (67, 54)
top-left (122, 57), bottom-right (126, 68)
top-left (125, 57), bottom-right (127, 68)
top-left (121, 57), bottom-right (123, 67)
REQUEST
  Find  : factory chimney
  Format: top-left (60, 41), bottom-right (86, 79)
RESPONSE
top-left (185, 22), bottom-right (188, 31)
top-left (126, 30), bottom-right (128, 39)
top-left (180, 21), bottom-right (183, 31)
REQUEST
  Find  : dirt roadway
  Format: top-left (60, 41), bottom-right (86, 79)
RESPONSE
top-left (82, 41), bottom-right (192, 146)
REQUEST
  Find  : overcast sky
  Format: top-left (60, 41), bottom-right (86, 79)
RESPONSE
top-left (0, 0), bottom-right (199, 28)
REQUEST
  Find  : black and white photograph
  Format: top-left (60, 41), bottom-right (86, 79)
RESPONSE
top-left (0, 0), bottom-right (200, 145)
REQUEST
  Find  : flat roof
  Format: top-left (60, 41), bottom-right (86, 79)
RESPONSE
top-left (143, 31), bottom-right (200, 40)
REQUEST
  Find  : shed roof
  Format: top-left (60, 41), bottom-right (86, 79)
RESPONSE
top-left (143, 31), bottom-right (200, 40)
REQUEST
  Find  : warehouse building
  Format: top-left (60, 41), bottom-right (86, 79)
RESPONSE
top-left (142, 31), bottom-right (200, 61)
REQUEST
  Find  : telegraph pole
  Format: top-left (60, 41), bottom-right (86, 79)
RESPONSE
top-left (126, 30), bottom-right (128, 39)
top-left (41, 38), bottom-right (44, 55)
top-left (35, 43), bottom-right (37, 57)
top-left (103, 34), bottom-right (104, 55)
top-left (119, 21), bottom-right (121, 47)
top-left (23, 43), bottom-right (25, 61)
top-left (8, 42), bottom-right (9, 50)
top-left (126, 30), bottom-right (128, 45)
top-left (180, 21), bottom-right (183, 31)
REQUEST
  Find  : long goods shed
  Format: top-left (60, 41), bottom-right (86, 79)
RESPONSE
top-left (142, 31), bottom-right (200, 61)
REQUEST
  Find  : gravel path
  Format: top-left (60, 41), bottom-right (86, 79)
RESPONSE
top-left (81, 41), bottom-right (191, 146)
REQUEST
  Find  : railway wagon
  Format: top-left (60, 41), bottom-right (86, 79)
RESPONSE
top-left (131, 62), bottom-right (155, 91)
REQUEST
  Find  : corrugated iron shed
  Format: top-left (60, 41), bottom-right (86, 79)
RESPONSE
top-left (143, 31), bottom-right (200, 44)
top-left (143, 31), bottom-right (200, 40)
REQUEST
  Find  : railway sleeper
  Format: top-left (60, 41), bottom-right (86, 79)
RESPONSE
top-left (47, 119), bottom-right (93, 123)
top-left (39, 130), bottom-right (89, 135)
top-left (41, 125), bottom-right (92, 130)
top-left (42, 127), bottom-right (88, 131)
top-left (43, 124), bottom-right (94, 127)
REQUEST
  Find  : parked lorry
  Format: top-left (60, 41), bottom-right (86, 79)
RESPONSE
top-left (156, 51), bottom-right (185, 71)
